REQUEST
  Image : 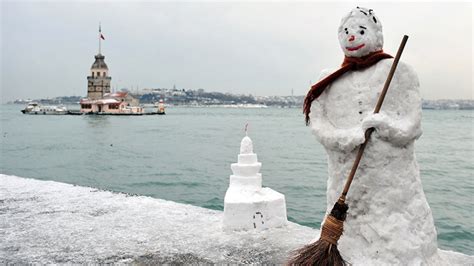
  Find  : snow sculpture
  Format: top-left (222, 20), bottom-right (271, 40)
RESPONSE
top-left (308, 7), bottom-right (440, 264)
top-left (223, 135), bottom-right (287, 231)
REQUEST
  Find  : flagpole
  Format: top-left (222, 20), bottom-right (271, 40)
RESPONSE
top-left (99, 23), bottom-right (101, 54)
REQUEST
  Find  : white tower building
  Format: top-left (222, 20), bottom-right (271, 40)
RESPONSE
top-left (87, 24), bottom-right (111, 100)
top-left (223, 135), bottom-right (287, 231)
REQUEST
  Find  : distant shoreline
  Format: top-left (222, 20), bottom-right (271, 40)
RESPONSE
top-left (8, 88), bottom-right (473, 110)
top-left (5, 102), bottom-right (474, 110)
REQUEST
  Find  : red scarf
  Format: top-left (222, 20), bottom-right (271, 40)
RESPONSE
top-left (303, 50), bottom-right (393, 125)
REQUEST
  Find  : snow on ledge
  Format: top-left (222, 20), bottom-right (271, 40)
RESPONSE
top-left (0, 174), bottom-right (472, 264)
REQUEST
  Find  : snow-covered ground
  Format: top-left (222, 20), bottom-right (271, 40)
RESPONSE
top-left (0, 174), bottom-right (472, 264)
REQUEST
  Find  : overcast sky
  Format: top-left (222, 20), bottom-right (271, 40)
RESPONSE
top-left (1, 1), bottom-right (472, 102)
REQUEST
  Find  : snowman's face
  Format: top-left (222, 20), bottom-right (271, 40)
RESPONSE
top-left (338, 9), bottom-right (383, 57)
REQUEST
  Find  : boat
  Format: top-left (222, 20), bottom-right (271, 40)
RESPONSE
top-left (153, 99), bottom-right (166, 115)
top-left (21, 102), bottom-right (68, 115)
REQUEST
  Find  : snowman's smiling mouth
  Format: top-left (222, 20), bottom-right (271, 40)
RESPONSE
top-left (346, 43), bottom-right (365, 51)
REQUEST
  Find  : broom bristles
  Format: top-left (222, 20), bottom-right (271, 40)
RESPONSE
top-left (287, 238), bottom-right (346, 266)
top-left (287, 201), bottom-right (349, 266)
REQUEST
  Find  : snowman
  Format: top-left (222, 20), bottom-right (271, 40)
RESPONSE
top-left (305, 7), bottom-right (441, 264)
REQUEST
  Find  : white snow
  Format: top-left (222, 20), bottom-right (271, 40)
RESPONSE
top-left (0, 174), bottom-right (472, 264)
top-left (0, 174), bottom-right (305, 264)
top-left (223, 135), bottom-right (287, 230)
top-left (240, 136), bottom-right (254, 154)
top-left (308, 7), bottom-right (454, 265)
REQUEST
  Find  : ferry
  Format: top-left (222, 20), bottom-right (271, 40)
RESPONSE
top-left (21, 102), bottom-right (68, 115)
top-left (154, 99), bottom-right (166, 115)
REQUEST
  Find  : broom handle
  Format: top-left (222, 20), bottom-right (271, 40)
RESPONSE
top-left (338, 35), bottom-right (409, 203)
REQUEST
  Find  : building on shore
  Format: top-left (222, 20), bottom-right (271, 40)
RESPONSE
top-left (80, 91), bottom-right (143, 114)
top-left (80, 25), bottom-right (141, 114)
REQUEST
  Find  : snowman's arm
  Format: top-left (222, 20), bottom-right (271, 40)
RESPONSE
top-left (310, 69), bottom-right (365, 151)
top-left (311, 99), bottom-right (365, 151)
top-left (363, 63), bottom-right (422, 146)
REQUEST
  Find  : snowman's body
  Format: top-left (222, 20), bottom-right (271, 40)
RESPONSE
top-left (308, 7), bottom-right (441, 264)
top-left (311, 60), bottom-right (440, 264)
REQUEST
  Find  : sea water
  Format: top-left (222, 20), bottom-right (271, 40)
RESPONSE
top-left (0, 104), bottom-right (472, 255)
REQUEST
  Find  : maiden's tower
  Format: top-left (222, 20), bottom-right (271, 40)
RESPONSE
top-left (80, 25), bottom-right (142, 114)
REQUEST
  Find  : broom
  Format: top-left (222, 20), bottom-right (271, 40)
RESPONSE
top-left (287, 35), bottom-right (409, 266)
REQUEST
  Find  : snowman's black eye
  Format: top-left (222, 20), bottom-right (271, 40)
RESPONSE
top-left (360, 30), bottom-right (365, 35)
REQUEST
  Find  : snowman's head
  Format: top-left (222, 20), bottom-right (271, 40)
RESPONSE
top-left (338, 7), bottom-right (383, 57)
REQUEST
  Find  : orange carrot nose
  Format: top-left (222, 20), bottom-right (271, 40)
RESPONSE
top-left (349, 35), bottom-right (355, 41)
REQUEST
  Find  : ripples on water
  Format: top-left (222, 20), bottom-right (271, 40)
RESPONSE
top-left (0, 105), bottom-right (472, 255)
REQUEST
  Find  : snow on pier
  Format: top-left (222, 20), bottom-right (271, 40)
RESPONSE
top-left (0, 175), bottom-right (311, 264)
top-left (0, 174), bottom-right (472, 264)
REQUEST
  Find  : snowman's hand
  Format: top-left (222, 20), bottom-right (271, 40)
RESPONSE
top-left (362, 113), bottom-right (391, 137)
top-left (362, 112), bottom-right (422, 146)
